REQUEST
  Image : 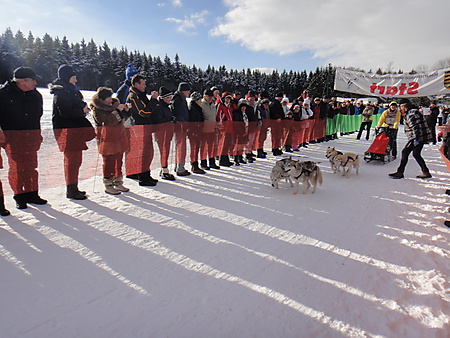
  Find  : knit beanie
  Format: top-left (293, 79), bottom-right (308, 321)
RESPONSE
top-left (159, 86), bottom-right (173, 99)
top-left (58, 64), bottom-right (76, 83)
top-left (178, 82), bottom-right (191, 92)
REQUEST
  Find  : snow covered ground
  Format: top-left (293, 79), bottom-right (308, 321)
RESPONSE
top-left (1, 89), bottom-right (449, 337)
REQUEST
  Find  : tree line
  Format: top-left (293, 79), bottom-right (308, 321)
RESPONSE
top-left (0, 28), bottom-right (346, 99)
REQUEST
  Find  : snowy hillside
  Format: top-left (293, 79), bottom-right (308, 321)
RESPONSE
top-left (0, 89), bottom-right (449, 337)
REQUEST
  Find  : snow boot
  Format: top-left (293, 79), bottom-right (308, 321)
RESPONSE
top-left (103, 177), bottom-right (121, 195)
top-left (219, 155), bottom-right (233, 167)
top-left (66, 184), bottom-right (87, 200)
top-left (208, 158), bottom-right (220, 169)
top-left (0, 196), bottom-right (10, 216)
top-left (13, 194), bottom-right (27, 209)
top-left (256, 149), bottom-right (266, 158)
top-left (200, 159), bottom-right (210, 170)
top-left (191, 161), bottom-right (206, 174)
top-left (25, 191), bottom-right (47, 205)
top-left (113, 177), bottom-right (130, 192)
top-left (138, 171), bottom-right (158, 186)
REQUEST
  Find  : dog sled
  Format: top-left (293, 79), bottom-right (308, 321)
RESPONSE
top-left (364, 127), bottom-right (394, 163)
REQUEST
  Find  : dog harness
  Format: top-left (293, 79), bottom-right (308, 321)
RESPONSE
top-left (342, 155), bottom-right (358, 166)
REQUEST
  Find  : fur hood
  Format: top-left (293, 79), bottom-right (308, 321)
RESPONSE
top-left (91, 93), bottom-right (120, 112)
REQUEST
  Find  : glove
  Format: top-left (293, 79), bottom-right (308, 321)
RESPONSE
top-left (413, 140), bottom-right (419, 146)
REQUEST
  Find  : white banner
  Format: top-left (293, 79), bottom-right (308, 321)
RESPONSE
top-left (334, 68), bottom-right (450, 97)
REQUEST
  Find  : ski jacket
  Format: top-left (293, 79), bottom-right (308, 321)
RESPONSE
top-left (127, 87), bottom-right (156, 125)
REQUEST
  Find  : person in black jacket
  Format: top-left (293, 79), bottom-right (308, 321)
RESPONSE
top-left (49, 65), bottom-right (95, 200)
top-left (0, 67), bottom-right (47, 209)
top-left (172, 82), bottom-right (191, 175)
top-left (153, 86), bottom-right (176, 180)
top-left (269, 93), bottom-right (285, 156)
top-left (188, 91), bottom-right (206, 174)
top-left (127, 74), bottom-right (159, 186)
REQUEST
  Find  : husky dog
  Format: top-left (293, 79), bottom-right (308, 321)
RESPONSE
top-left (333, 153), bottom-right (360, 176)
top-left (285, 160), bottom-right (323, 194)
top-left (326, 147), bottom-right (359, 176)
top-left (326, 147), bottom-right (343, 173)
top-left (270, 157), bottom-right (297, 189)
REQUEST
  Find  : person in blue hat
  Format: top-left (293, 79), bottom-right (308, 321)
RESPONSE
top-left (115, 64), bottom-right (139, 104)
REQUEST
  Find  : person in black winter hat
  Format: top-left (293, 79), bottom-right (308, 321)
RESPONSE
top-left (153, 86), bottom-right (176, 181)
top-left (50, 64), bottom-right (95, 200)
top-left (0, 66), bottom-right (47, 209)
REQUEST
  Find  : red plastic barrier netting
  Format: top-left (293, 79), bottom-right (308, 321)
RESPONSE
top-left (0, 120), bottom-right (326, 194)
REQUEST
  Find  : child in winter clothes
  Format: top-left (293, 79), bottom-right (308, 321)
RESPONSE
top-left (91, 87), bottom-right (131, 195)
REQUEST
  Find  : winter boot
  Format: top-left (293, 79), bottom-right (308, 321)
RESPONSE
top-left (103, 177), bottom-right (121, 195)
top-left (256, 149), bottom-right (266, 158)
top-left (0, 196), bottom-right (10, 216)
top-left (283, 145), bottom-right (293, 152)
top-left (219, 155), bottom-right (233, 167)
top-left (200, 159), bottom-right (210, 170)
top-left (25, 191), bottom-right (47, 205)
top-left (66, 184), bottom-right (87, 200)
top-left (138, 171), bottom-right (158, 186)
top-left (113, 177), bottom-right (130, 192)
top-left (13, 194), bottom-right (27, 209)
top-left (208, 158), bottom-right (220, 169)
top-left (191, 161), bottom-right (206, 174)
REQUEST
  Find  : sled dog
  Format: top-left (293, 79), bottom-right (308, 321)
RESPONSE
top-left (325, 147), bottom-right (343, 173)
top-left (333, 153), bottom-right (360, 176)
top-left (326, 147), bottom-right (359, 176)
top-left (285, 160), bottom-right (323, 194)
top-left (270, 157), bottom-right (297, 189)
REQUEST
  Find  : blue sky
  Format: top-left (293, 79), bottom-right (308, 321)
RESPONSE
top-left (2, 0), bottom-right (450, 74)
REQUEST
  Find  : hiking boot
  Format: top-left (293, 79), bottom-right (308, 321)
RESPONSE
top-left (113, 177), bottom-right (130, 192)
top-left (416, 172), bottom-right (432, 179)
top-left (103, 178), bottom-right (121, 195)
top-left (389, 172), bottom-right (404, 179)
top-left (176, 170), bottom-right (191, 176)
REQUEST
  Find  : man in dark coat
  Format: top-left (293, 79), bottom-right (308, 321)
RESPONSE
top-left (127, 74), bottom-right (158, 186)
top-left (50, 64), bottom-right (94, 200)
top-left (269, 93), bottom-right (285, 155)
top-left (0, 67), bottom-right (47, 209)
top-left (172, 82), bottom-right (191, 175)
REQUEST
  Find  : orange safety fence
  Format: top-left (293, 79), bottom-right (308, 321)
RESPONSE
top-left (0, 119), bottom-right (326, 195)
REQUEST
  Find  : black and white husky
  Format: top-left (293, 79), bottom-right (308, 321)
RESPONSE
top-left (285, 160), bottom-right (323, 194)
top-left (270, 157), bottom-right (297, 189)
